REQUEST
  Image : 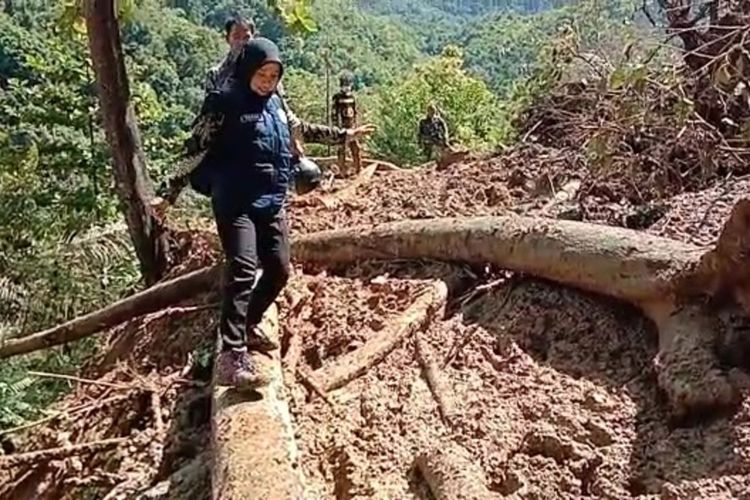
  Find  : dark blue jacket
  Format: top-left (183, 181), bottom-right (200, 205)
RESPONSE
top-left (190, 87), bottom-right (293, 216)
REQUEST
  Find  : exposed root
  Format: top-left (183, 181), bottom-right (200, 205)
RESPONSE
top-left (647, 303), bottom-right (741, 421)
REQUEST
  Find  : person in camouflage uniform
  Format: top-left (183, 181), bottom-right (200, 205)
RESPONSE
top-left (418, 103), bottom-right (450, 163)
top-left (203, 16), bottom-right (303, 136)
top-left (205, 17), bottom-right (254, 94)
top-left (331, 71), bottom-right (362, 176)
top-left (155, 90), bottom-right (372, 207)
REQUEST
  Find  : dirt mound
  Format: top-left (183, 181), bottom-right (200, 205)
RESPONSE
top-left (285, 270), bottom-right (750, 498)
top-left (289, 160), bottom-right (514, 235)
top-left (4, 13), bottom-right (750, 499)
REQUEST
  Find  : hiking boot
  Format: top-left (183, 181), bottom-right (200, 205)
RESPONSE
top-left (216, 348), bottom-right (268, 389)
top-left (246, 324), bottom-right (279, 353)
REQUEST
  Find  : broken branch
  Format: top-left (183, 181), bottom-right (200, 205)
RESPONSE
top-left (0, 438), bottom-right (127, 470)
top-left (314, 281), bottom-right (448, 392)
top-left (0, 265), bottom-right (221, 359)
top-left (297, 367), bottom-right (337, 408)
top-left (27, 371), bottom-right (132, 390)
top-left (415, 332), bottom-right (455, 425)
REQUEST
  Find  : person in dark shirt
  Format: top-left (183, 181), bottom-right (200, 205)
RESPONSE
top-left (418, 103), bottom-right (449, 162)
top-left (331, 71), bottom-right (362, 176)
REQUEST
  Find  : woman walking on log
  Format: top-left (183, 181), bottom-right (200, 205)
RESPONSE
top-left (181, 38), bottom-right (374, 388)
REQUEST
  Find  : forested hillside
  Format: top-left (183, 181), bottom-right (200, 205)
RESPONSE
top-left (4, 0), bottom-right (750, 498)
top-left (0, 0), bottom-right (642, 431)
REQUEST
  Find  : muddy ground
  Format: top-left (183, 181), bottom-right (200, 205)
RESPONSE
top-left (2, 157), bottom-right (750, 499)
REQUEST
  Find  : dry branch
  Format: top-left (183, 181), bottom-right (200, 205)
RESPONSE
top-left (297, 367), bottom-right (336, 408)
top-left (0, 394), bottom-right (130, 437)
top-left (283, 329), bottom-right (303, 383)
top-left (309, 156), bottom-right (402, 171)
top-left (313, 281), bottom-right (448, 392)
top-left (0, 265), bottom-right (220, 359)
top-left (319, 163), bottom-right (378, 208)
top-left (415, 441), bottom-right (492, 500)
top-left (0, 438), bottom-right (127, 470)
top-left (27, 370), bottom-right (132, 390)
top-left (415, 332), bottom-right (455, 425)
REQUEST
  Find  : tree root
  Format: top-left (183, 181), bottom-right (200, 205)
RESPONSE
top-left (647, 303), bottom-right (741, 421)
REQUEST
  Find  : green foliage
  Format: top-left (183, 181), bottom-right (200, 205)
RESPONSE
top-left (0, 17), bottom-right (106, 251)
top-left (368, 47), bottom-right (506, 165)
top-left (0, 0), bottom-right (647, 428)
top-left (0, 10), bottom-right (137, 436)
top-left (281, 0), bottom-right (422, 87)
top-left (0, 338), bottom-right (99, 430)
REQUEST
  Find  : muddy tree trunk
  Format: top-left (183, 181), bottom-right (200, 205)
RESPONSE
top-left (84, 0), bottom-right (168, 285)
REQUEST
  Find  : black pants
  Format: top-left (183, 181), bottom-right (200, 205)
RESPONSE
top-left (213, 206), bottom-right (290, 350)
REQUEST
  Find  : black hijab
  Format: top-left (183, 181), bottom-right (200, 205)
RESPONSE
top-left (233, 37), bottom-right (284, 98)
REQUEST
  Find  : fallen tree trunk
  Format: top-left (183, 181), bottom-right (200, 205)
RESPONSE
top-left (294, 215), bottom-right (703, 304)
top-left (414, 441), bottom-right (492, 500)
top-left (0, 265), bottom-right (221, 359)
top-left (7, 206), bottom-right (749, 418)
top-left (211, 304), bottom-right (305, 499)
top-left (293, 209), bottom-right (750, 419)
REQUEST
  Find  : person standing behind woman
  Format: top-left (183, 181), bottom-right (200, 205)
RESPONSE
top-left (190, 38), bottom-right (374, 388)
top-left (205, 16), bottom-right (254, 94)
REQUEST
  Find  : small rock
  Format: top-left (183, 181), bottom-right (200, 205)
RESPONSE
top-left (584, 418), bottom-right (614, 447)
top-left (583, 389), bottom-right (611, 412)
top-left (500, 469), bottom-right (527, 495)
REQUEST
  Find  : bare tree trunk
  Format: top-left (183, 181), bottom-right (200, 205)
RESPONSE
top-left (83, 0), bottom-right (168, 285)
